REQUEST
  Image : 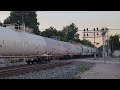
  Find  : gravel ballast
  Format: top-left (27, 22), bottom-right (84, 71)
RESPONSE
top-left (2, 62), bottom-right (95, 79)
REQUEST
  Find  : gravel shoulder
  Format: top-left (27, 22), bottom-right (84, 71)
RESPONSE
top-left (2, 61), bottom-right (95, 79)
top-left (2, 57), bottom-right (120, 79)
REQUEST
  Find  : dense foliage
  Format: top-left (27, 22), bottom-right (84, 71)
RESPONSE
top-left (98, 34), bottom-right (120, 56)
top-left (41, 23), bottom-right (94, 47)
top-left (4, 11), bottom-right (40, 35)
top-left (109, 34), bottom-right (120, 51)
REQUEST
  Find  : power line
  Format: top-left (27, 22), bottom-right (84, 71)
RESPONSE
top-left (39, 29), bottom-right (120, 31)
top-left (109, 29), bottom-right (120, 30)
top-left (39, 11), bottom-right (90, 13)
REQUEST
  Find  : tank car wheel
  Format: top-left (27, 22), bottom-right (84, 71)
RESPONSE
top-left (26, 61), bottom-right (30, 64)
top-left (31, 61), bottom-right (34, 64)
top-left (44, 59), bottom-right (47, 63)
top-left (38, 60), bottom-right (43, 64)
top-left (48, 59), bottom-right (51, 62)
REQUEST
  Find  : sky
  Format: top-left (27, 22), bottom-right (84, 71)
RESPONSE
top-left (0, 11), bottom-right (120, 47)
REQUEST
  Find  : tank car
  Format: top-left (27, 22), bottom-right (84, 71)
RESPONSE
top-left (43, 37), bottom-right (69, 60)
top-left (0, 26), bottom-right (47, 64)
top-left (0, 26), bottom-right (98, 64)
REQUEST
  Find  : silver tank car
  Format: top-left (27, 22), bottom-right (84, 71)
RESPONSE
top-left (0, 26), bottom-right (98, 64)
top-left (43, 37), bottom-right (68, 56)
top-left (0, 26), bottom-right (47, 57)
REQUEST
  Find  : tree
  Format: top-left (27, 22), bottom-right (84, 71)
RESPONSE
top-left (81, 39), bottom-right (95, 47)
top-left (98, 45), bottom-right (104, 57)
top-left (109, 34), bottom-right (120, 52)
top-left (4, 11), bottom-right (40, 35)
top-left (40, 23), bottom-right (94, 47)
top-left (62, 23), bottom-right (79, 42)
top-left (57, 31), bottom-right (67, 41)
top-left (0, 21), bottom-right (2, 26)
top-left (41, 23), bottom-right (80, 42)
top-left (41, 27), bottom-right (58, 38)
top-left (4, 17), bottom-right (11, 24)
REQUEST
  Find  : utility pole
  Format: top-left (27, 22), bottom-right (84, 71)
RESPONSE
top-left (107, 31), bottom-right (110, 58)
top-left (93, 28), bottom-right (97, 60)
top-left (102, 33), bottom-right (105, 63)
top-left (101, 27), bottom-right (108, 64)
top-left (22, 13), bottom-right (25, 32)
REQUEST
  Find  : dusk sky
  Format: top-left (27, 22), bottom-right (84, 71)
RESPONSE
top-left (0, 11), bottom-right (120, 47)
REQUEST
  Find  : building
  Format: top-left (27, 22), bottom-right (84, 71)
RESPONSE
top-left (1, 23), bottom-right (34, 33)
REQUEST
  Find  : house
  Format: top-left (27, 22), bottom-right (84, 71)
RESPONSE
top-left (1, 23), bottom-right (34, 33)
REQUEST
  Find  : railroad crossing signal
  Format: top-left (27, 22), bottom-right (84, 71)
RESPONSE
top-left (83, 27), bottom-right (109, 60)
top-left (83, 28), bottom-right (101, 38)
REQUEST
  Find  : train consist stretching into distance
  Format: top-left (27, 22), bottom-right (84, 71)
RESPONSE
top-left (0, 24), bottom-right (98, 64)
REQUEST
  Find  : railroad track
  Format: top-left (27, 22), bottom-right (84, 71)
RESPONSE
top-left (0, 61), bottom-right (73, 78)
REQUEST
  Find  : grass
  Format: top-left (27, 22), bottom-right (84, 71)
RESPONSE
top-left (73, 76), bottom-right (81, 79)
top-left (78, 65), bottom-right (90, 73)
top-left (73, 65), bottom-right (91, 79)
top-left (10, 60), bottom-right (16, 63)
top-left (10, 59), bottom-right (23, 63)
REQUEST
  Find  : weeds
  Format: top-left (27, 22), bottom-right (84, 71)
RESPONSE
top-left (78, 65), bottom-right (90, 73)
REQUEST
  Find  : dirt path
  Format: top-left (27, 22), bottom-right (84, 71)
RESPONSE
top-left (78, 58), bottom-right (120, 79)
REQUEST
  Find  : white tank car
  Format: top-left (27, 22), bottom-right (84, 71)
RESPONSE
top-left (81, 45), bottom-right (89, 56)
top-left (90, 47), bottom-right (93, 55)
top-left (43, 37), bottom-right (68, 56)
top-left (69, 44), bottom-right (80, 55)
top-left (75, 45), bottom-right (82, 55)
top-left (87, 46), bottom-right (92, 55)
top-left (64, 43), bottom-right (74, 55)
top-left (0, 26), bottom-right (46, 57)
top-left (57, 41), bottom-right (82, 56)
top-left (62, 42), bottom-right (71, 55)
top-left (75, 44), bottom-right (83, 56)
top-left (69, 44), bottom-right (77, 55)
top-left (91, 47), bottom-right (95, 55)
top-left (0, 26), bottom-right (97, 64)
top-left (43, 37), bottom-right (83, 57)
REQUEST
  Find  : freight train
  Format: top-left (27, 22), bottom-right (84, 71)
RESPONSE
top-left (0, 25), bottom-right (97, 64)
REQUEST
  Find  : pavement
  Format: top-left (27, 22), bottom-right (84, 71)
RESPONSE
top-left (75, 58), bottom-right (120, 79)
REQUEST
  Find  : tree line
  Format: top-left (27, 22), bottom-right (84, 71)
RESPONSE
top-left (98, 34), bottom-right (120, 56)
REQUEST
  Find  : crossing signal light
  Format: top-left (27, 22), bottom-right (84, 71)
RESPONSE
top-left (84, 29), bottom-right (85, 31)
top-left (87, 28), bottom-right (88, 31)
top-left (94, 28), bottom-right (95, 31)
top-left (84, 34), bottom-right (85, 36)
top-left (97, 27), bottom-right (98, 31)
top-left (101, 28), bottom-right (104, 31)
